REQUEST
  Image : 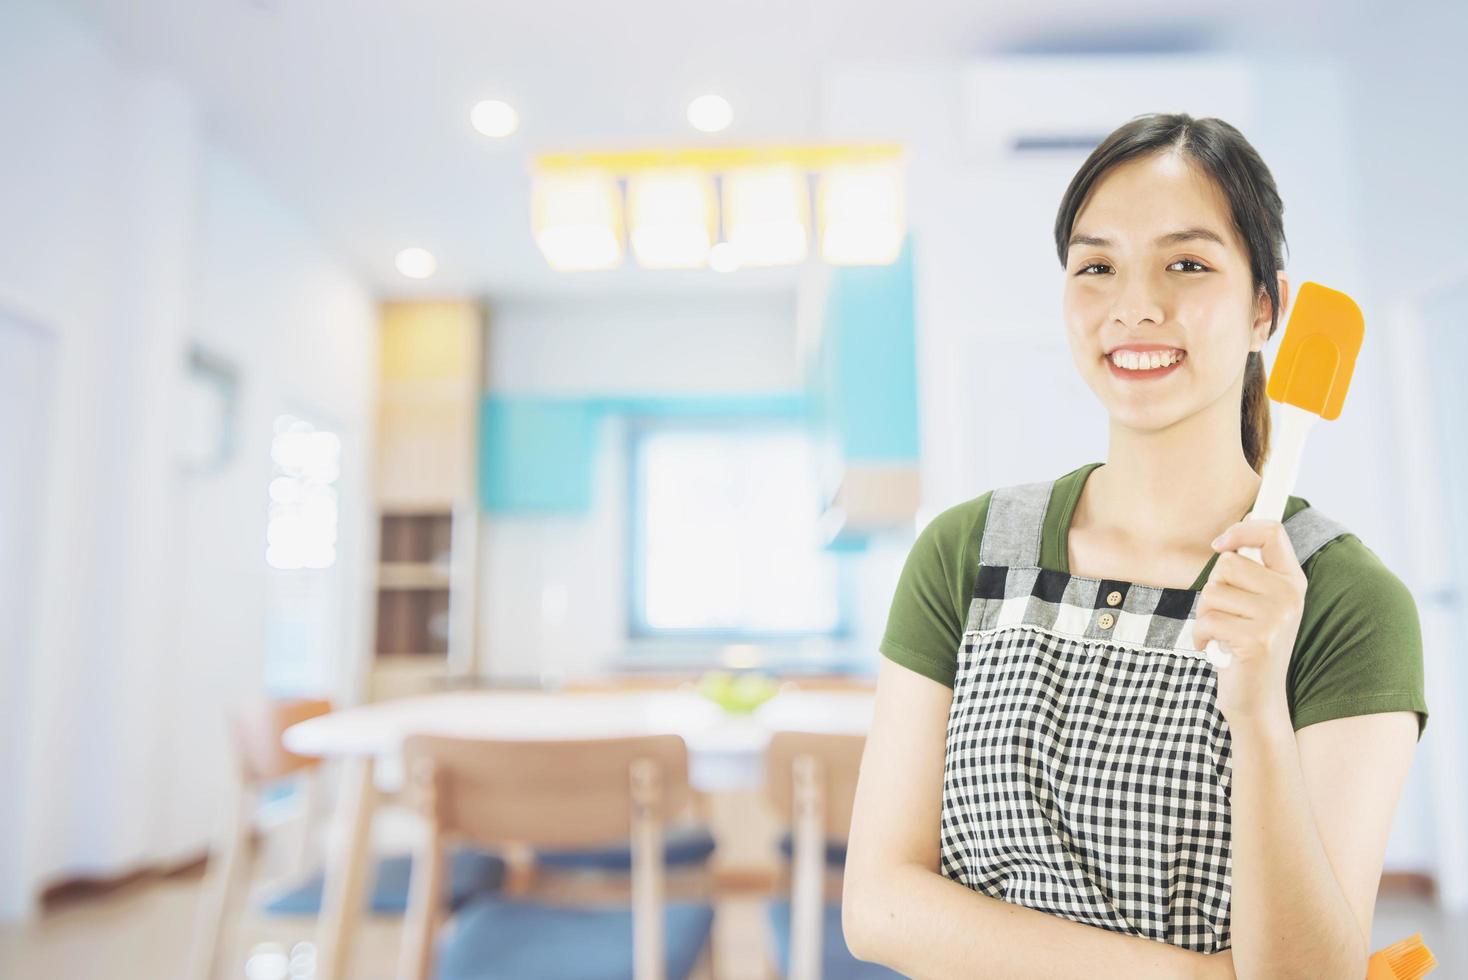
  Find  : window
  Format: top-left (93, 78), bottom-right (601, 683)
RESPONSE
top-left (264, 413), bottom-right (343, 697)
top-left (266, 415), bottom-right (341, 570)
top-left (628, 419), bottom-right (849, 638)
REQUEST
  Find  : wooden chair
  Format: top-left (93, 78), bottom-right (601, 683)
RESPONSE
top-left (188, 698), bottom-right (334, 980)
top-left (396, 733), bottom-right (716, 980)
top-left (764, 732), bottom-right (900, 980)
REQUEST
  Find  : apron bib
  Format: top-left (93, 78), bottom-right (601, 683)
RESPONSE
top-left (938, 477), bottom-right (1347, 954)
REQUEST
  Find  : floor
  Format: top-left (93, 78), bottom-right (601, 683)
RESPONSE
top-left (0, 866), bottom-right (780, 980)
top-left (2, 870), bottom-right (1463, 980)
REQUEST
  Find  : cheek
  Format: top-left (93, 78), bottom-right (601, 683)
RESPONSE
top-left (1062, 287), bottom-right (1111, 367)
top-left (1061, 283), bottom-right (1102, 337)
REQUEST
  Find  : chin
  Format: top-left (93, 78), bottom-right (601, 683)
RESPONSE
top-left (1098, 396), bottom-right (1190, 434)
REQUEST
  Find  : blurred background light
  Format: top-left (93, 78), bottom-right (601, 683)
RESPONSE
top-left (393, 247), bottom-right (437, 279)
top-left (627, 167), bottom-right (717, 268)
top-left (531, 169), bottom-right (624, 270)
top-left (687, 93), bottom-right (733, 133)
top-left (470, 99), bottom-right (519, 138)
top-left (707, 240), bottom-right (740, 273)
top-left (721, 163), bottom-right (809, 266)
top-left (819, 161), bottom-right (907, 265)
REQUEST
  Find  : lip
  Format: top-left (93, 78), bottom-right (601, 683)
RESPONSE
top-left (1105, 349), bottom-right (1186, 380)
top-left (1104, 343), bottom-right (1186, 355)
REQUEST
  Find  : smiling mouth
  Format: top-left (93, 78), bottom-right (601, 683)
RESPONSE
top-left (1105, 349), bottom-right (1187, 378)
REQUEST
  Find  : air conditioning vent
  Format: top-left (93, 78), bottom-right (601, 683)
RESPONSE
top-left (962, 55), bottom-right (1255, 162)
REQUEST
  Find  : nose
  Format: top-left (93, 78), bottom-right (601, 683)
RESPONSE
top-left (1110, 270), bottom-right (1165, 330)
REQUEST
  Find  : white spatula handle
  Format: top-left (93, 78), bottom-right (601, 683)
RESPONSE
top-left (1204, 402), bottom-right (1317, 669)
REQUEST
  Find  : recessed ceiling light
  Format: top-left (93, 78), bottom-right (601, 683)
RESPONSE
top-left (471, 99), bottom-right (519, 138)
top-left (395, 247), bottom-right (437, 279)
top-left (687, 94), bottom-right (732, 133)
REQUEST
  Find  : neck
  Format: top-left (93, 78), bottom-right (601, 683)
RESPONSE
top-left (1084, 386), bottom-right (1264, 549)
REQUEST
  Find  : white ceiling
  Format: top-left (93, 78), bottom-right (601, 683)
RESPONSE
top-left (64, 0), bottom-right (1360, 301)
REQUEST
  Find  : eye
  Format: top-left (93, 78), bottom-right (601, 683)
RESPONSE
top-left (1074, 259), bottom-right (1211, 276)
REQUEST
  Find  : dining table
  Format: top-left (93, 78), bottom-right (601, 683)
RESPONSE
top-left (281, 684), bottom-right (876, 980)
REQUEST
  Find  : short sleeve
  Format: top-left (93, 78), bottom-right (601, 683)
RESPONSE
top-left (878, 493), bottom-right (990, 688)
top-left (1288, 535), bottom-right (1430, 742)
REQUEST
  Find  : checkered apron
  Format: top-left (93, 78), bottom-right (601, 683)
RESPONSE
top-left (939, 478), bottom-right (1347, 953)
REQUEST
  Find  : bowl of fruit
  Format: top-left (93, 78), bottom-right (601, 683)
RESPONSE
top-left (695, 670), bottom-right (780, 715)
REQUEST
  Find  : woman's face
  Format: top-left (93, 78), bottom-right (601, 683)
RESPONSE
top-left (1061, 150), bottom-right (1283, 435)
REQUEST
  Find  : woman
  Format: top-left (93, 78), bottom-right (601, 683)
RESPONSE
top-left (841, 113), bottom-right (1429, 979)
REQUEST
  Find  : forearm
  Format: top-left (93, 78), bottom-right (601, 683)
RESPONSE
top-left (846, 862), bottom-right (1222, 980)
top-left (1227, 705), bottom-right (1368, 980)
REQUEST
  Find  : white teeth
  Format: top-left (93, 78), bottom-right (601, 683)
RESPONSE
top-left (1110, 349), bottom-right (1183, 370)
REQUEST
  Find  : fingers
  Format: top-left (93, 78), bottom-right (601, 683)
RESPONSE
top-left (1207, 551), bottom-right (1277, 595)
top-left (1191, 606), bottom-right (1250, 655)
top-left (1198, 578), bottom-right (1256, 618)
top-left (1211, 519), bottom-right (1306, 588)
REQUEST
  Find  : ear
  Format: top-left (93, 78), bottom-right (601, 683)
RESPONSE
top-left (1252, 272), bottom-right (1289, 352)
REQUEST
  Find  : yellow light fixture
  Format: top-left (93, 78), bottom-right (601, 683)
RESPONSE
top-left (536, 144), bottom-right (903, 173)
top-left (531, 169), bottom-right (623, 271)
top-left (818, 161), bottom-right (906, 265)
top-left (530, 145), bottom-right (908, 272)
top-left (721, 164), bottom-right (809, 267)
top-left (626, 167), bottom-right (716, 269)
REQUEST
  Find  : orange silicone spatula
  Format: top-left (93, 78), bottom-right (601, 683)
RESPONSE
top-left (1203, 281), bottom-right (1365, 669)
top-left (1366, 932), bottom-right (1439, 979)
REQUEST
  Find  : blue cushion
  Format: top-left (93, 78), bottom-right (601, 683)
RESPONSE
top-left (767, 898), bottom-right (903, 979)
top-left (436, 894), bottom-right (715, 980)
top-left (262, 849), bottom-right (506, 916)
top-left (777, 831), bottom-right (848, 866)
top-left (533, 825), bottom-right (717, 872)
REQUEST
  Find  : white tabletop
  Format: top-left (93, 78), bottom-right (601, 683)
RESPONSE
top-left (282, 688), bottom-right (875, 793)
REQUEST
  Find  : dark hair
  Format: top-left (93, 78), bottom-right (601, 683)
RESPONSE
top-left (1052, 113), bottom-right (1288, 474)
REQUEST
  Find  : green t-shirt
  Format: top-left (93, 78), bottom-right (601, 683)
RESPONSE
top-left (880, 461), bottom-right (1429, 741)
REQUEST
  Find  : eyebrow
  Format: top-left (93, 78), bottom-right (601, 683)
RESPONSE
top-left (1067, 227), bottom-right (1228, 250)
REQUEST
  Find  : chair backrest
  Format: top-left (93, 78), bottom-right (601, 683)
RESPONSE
top-left (400, 733), bottom-right (693, 848)
top-left (764, 731), bottom-right (867, 980)
top-left (231, 698), bottom-right (333, 785)
top-left (764, 731), bottom-right (866, 840)
top-left (397, 733), bottom-right (693, 980)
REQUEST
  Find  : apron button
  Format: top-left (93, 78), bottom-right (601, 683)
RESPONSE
top-left (1106, 590), bottom-right (1123, 607)
top-left (1098, 612), bottom-right (1116, 629)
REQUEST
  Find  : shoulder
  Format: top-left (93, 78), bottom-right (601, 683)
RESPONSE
top-left (1288, 511), bottom-right (1427, 738)
top-left (881, 491), bottom-right (994, 689)
top-left (1300, 529), bottom-right (1419, 626)
top-left (918, 491), bottom-right (992, 550)
top-left (902, 491), bottom-right (991, 588)
top-left (1292, 500), bottom-right (1412, 604)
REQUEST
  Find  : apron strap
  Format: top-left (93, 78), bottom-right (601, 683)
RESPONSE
top-left (976, 481), bottom-right (1348, 573)
top-left (978, 479), bottom-right (1052, 568)
top-left (1283, 505), bottom-right (1350, 566)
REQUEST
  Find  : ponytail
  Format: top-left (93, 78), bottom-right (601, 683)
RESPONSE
top-left (1241, 349), bottom-right (1271, 473)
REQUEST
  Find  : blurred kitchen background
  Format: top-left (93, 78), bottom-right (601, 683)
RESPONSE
top-left (2, 0), bottom-right (1466, 977)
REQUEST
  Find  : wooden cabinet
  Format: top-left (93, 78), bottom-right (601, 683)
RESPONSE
top-left (369, 301), bottom-right (485, 700)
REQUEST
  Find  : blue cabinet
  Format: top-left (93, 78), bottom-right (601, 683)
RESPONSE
top-left (804, 234), bottom-right (921, 549)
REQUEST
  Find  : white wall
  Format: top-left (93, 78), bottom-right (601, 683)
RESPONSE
top-left (0, 314), bottom-right (59, 914)
top-left (0, 0), bottom-right (376, 919)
